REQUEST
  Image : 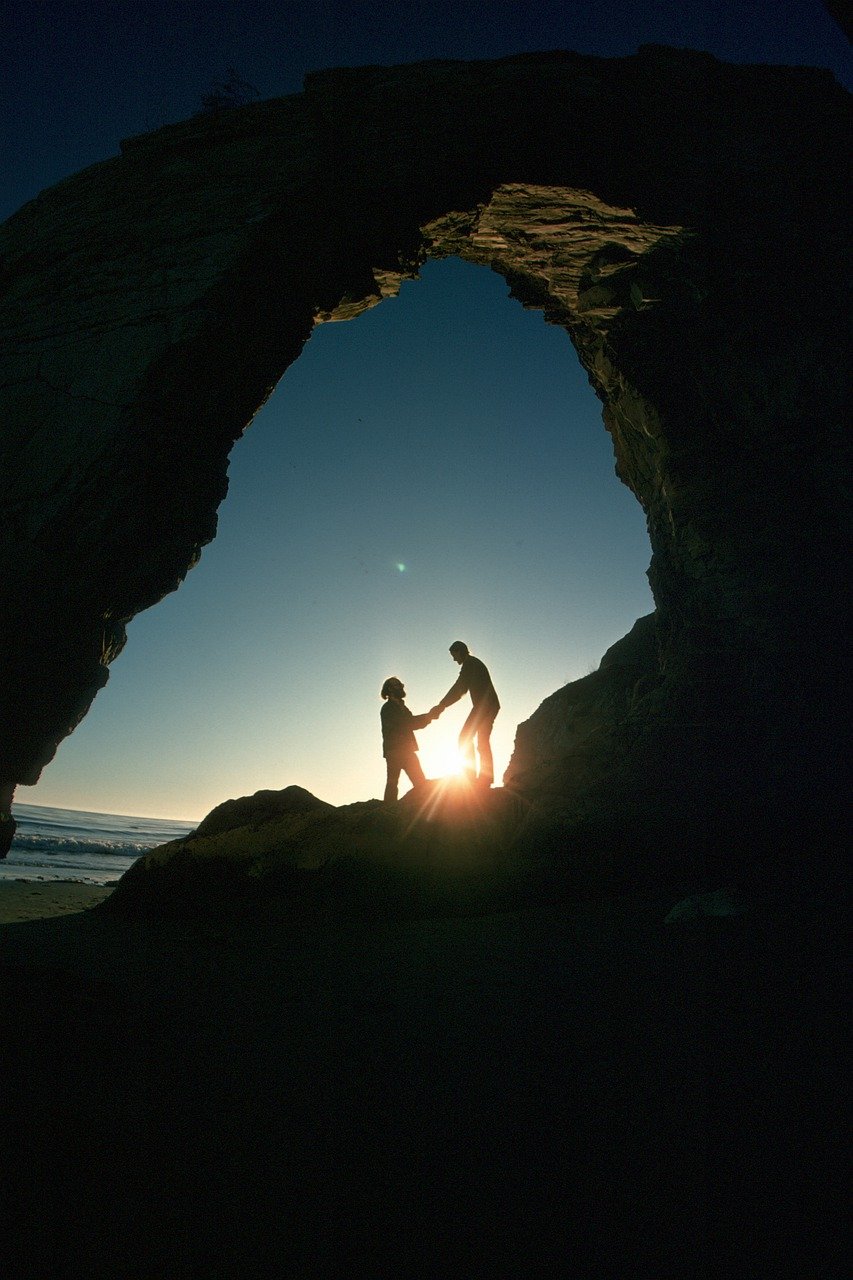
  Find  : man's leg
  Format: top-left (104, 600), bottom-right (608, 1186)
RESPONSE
top-left (384, 760), bottom-right (402, 804)
top-left (476, 718), bottom-right (495, 786)
top-left (458, 709), bottom-right (478, 780)
top-left (403, 753), bottom-right (427, 791)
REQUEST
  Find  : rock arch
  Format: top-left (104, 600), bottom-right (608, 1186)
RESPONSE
top-left (0, 47), bottom-right (848, 853)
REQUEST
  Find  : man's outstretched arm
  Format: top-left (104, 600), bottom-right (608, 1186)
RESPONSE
top-left (436, 672), bottom-right (468, 711)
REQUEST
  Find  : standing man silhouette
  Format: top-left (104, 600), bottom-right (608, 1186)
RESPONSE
top-left (380, 677), bottom-right (437, 803)
top-left (432, 641), bottom-right (500, 786)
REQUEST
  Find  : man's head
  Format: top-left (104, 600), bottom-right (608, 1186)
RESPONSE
top-left (381, 677), bottom-right (405, 700)
top-left (449, 641), bottom-right (469, 665)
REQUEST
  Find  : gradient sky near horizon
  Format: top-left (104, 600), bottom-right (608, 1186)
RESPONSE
top-left (4, 1), bottom-right (849, 820)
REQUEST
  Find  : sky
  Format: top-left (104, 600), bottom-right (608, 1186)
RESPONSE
top-left (3, 2), bottom-right (849, 820)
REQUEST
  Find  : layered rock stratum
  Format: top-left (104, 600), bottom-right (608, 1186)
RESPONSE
top-left (1, 47), bottom-right (849, 866)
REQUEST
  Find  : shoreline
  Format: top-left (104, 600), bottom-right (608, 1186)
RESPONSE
top-left (0, 879), bottom-right (113, 923)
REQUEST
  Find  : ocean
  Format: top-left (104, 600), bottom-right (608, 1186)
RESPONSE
top-left (2, 802), bottom-right (197, 885)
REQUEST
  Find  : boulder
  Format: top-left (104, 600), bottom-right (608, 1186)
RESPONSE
top-left (106, 778), bottom-right (534, 920)
top-left (504, 613), bottom-right (659, 801)
top-left (192, 785), bottom-right (333, 839)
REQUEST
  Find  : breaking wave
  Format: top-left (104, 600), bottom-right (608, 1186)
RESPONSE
top-left (11, 833), bottom-right (156, 858)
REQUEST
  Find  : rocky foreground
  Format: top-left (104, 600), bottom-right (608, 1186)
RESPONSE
top-left (2, 863), bottom-right (844, 1278)
top-left (107, 779), bottom-right (548, 920)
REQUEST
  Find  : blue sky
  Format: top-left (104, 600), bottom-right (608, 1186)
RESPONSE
top-left (4, 2), bottom-right (848, 818)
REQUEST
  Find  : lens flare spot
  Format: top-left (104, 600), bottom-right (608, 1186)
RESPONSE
top-left (396, 562), bottom-right (407, 573)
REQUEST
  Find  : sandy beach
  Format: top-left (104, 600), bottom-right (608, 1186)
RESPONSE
top-left (0, 879), bottom-right (113, 923)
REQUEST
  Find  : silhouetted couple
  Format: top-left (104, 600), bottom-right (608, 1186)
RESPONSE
top-left (380, 641), bottom-right (500, 802)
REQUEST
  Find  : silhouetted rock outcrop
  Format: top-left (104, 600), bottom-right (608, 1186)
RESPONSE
top-left (504, 613), bottom-right (658, 800)
top-left (1, 47), bottom-right (849, 859)
top-left (192, 785), bottom-right (333, 839)
top-left (106, 779), bottom-right (534, 919)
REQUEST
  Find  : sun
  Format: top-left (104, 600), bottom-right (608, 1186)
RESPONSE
top-left (421, 738), bottom-right (464, 780)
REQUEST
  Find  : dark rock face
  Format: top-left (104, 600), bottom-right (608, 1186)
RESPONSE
top-left (106, 780), bottom-right (534, 919)
top-left (504, 613), bottom-right (659, 801)
top-left (192, 785), bottom-right (333, 839)
top-left (1, 48), bottom-right (849, 856)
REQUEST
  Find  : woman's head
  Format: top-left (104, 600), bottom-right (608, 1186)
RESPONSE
top-left (381, 677), bottom-right (405, 700)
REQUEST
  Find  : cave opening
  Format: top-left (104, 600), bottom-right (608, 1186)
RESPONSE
top-left (24, 255), bottom-right (653, 820)
top-left (1, 47), bottom-right (846, 864)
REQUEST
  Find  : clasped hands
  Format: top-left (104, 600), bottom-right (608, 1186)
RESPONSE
top-left (428, 705), bottom-right (444, 722)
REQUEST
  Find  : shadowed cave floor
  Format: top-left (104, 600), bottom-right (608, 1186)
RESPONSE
top-left (1, 883), bottom-right (845, 1279)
